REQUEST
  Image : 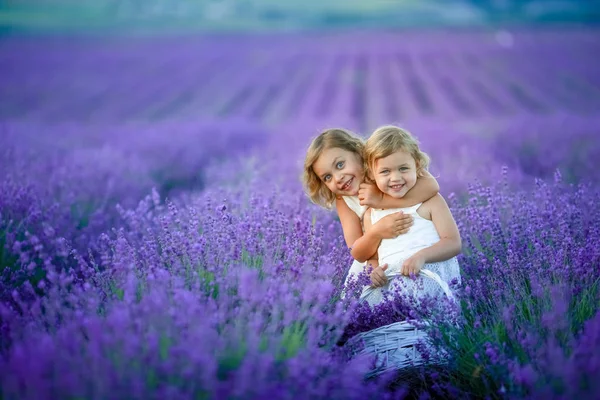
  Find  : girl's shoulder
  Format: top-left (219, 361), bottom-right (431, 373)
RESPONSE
top-left (421, 193), bottom-right (450, 212)
top-left (417, 193), bottom-right (447, 219)
top-left (422, 193), bottom-right (446, 204)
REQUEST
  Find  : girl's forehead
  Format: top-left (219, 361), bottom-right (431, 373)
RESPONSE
top-left (376, 149), bottom-right (414, 165)
top-left (313, 147), bottom-right (357, 173)
top-left (317, 147), bottom-right (354, 162)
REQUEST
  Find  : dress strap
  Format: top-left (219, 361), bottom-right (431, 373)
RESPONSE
top-left (405, 202), bottom-right (423, 212)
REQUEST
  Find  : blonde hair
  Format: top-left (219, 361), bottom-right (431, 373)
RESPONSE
top-left (302, 128), bottom-right (364, 208)
top-left (364, 125), bottom-right (430, 180)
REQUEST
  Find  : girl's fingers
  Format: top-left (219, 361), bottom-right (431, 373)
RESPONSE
top-left (371, 273), bottom-right (384, 286)
top-left (396, 220), bottom-right (413, 229)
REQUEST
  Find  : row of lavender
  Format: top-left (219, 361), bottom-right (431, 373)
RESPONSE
top-left (1, 29), bottom-right (599, 126)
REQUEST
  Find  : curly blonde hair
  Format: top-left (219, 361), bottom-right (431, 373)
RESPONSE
top-left (302, 128), bottom-right (364, 208)
top-left (364, 125), bottom-right (430, 180)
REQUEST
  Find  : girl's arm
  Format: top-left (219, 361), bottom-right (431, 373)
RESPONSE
top-left (401, 194), bottom-right (461, 276)
top-left (419, 194), bottom-right (462, 262)
top-left (359, 171), bottom-right (440, 209)
top-left (336, 198), bottom-right (381, 272)
top-left (337, 197), bottom-right (414, 263)
top-left (335, 197), bottom-right (364, 248)
top-left (350, 209), bottom-right (412, 262)
top-left (362, 209), bottom-right (387, 287)
top-left (349, 208), bottom-right (379, 262)
top-left (367, 257), bottom-right (379, 268)
top-left (336, 197), bottom-right (389, 263)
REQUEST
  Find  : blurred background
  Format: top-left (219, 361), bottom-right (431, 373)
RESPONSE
top-left (1, 1), bottom-right (600, 188)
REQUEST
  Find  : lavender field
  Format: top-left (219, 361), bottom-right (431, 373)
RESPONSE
top-left (1, 27), bottom-right (600, 399)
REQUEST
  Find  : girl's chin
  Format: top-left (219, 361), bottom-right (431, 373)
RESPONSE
top-left (386, 190), bottom-right (407, 199)
top-left (346, 187), bottom-right (360, 196)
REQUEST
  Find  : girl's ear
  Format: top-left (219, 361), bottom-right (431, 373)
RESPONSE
top-left (414, 160), bottom-right (424, 177)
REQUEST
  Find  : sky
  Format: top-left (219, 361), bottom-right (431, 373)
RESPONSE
top-left (1, 0), bottom-right (599, 34)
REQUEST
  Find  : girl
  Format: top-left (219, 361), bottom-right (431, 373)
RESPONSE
top-left (302, 128), bottom-right (440, 293)
top-left (357, 125), bottom-right (462, 306)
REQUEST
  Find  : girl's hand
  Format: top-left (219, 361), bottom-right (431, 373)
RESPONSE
top-left (370, 263), bottom-right (388, 287)
top-left (401, 254), bottom-right (425, 277)
top-left (358, 183), bottom-right (383, 207)
top-left (372, 212), bottom-right (413, 239)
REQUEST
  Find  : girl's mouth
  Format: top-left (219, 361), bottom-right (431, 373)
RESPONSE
top-left (390, 184), bottom-right (404, 191)
top-left (341, 178), bottom-right (353, 191)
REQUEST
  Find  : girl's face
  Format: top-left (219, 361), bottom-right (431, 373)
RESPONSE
top-left (312, 147), bottom-right (364, 197)
top-left (372, 149), bottom-right (417, 199)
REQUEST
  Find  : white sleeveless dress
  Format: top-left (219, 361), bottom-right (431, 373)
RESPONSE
top-left (360, 203), bottom-right (461, 306)
top-left (340, 196), bottom-right (368, 298)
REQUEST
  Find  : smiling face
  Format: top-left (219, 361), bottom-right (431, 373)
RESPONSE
top-left (312, 147), bottom-right (364, 197)
top-left (372, 149), bottom-right (418, 199)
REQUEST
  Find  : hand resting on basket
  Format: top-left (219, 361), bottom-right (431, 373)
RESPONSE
top-left (369, 263), bottom-right (388, 287)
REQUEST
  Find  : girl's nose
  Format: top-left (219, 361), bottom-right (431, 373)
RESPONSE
top-left (390, 172), bottom-right (403, 182)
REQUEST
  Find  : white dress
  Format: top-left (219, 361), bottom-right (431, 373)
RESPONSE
top-left (360, 203), bottom-right (461, 306)
top-left (340, 196), bottom-right (368, 298)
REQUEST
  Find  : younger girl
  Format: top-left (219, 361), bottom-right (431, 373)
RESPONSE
top-left (357, 125), bottom-right (462, 306)
top-left (302, 128), bottom-right (440, 293)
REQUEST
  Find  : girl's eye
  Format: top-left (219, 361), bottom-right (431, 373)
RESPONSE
top-left (336, 161), bottom-right (344, 169)
top-left (380, 170), bottom-right (389, 175)
top-left (400, 167), bottom-right (409, 171)
top-left (324, 175), bottom-right (332, 182)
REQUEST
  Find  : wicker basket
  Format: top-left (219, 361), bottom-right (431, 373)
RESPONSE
top-left (345, 269), bottom-right (455, 377)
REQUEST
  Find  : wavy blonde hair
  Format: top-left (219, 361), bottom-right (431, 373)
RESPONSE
top-left (364, 125), bottom-right (430, 180)
top-left (302, 128), bottom-right (364, 208)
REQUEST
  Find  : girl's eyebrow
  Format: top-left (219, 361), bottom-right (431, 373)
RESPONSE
top-left (330, 156), bottom-right (342, 168)
top-left (377, 162), bottom-right (409, 171)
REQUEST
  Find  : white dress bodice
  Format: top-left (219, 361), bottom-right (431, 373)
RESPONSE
top-left (370, 203), bottom-right (441, 266)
